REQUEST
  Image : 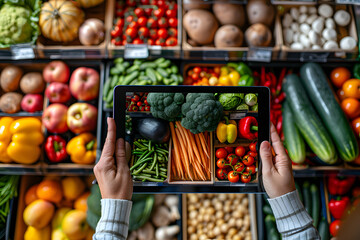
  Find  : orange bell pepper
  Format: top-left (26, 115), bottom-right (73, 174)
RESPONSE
top-left (66, 133), bottom-right (97, 165)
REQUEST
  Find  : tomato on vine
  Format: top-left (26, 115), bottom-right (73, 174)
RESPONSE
top-left (249, 151), bottom-right (258, 159)
top-left (241, 173), bottom-right (251, 183)
top-left (243, 155), bottom-right (254, 166)
top-left (216, 148), bottom-right (227, 159)
top-left (134, 7), bottom-right (145, 17)
top-left (235, 146), bottom-right (246, 157)
top-left (234, 162), bottom-right (245, 173)
top-left (216, 158), bottom-right (226, 169)
top-left (246, 165), bottom-right (256, 174)
top-left (227, 154), bottom-right (239, 165)
top-left (153, 8), bottom-right (165, 18)
top-left (228, 171), bottom-right (239, 183)
top-left (249, 142), bottom-right (257, 152)
top-left (216, 168), bottom-right (228, 180)
top-left (224, 147), bottom-right (234, 153)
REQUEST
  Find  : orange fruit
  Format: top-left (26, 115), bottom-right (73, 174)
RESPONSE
top-left (25, 184), bottom-right (39, 206)
top-left (331, 67), bottom-right (351, 88)
top-left (36, 179), bottom-right (63, 204)
top-left (74, 192), bottom-right (90, 212)
top-left (61, 177), bottom-right (86, 200)
top-left (343, 79), bottom-right (360, 99)
top-left (337, 89), bottom-right (347, 101)
top-left (341, 98), bottom-right (360, 119)
top-left (352, 117), bottom-right (360, 136)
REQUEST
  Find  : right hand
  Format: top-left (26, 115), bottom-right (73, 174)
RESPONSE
top-left (260, 124), bottom-right (296, 199)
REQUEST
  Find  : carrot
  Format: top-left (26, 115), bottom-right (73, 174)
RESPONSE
top-left (195, 134), bottom-right (210, 180)
top-left (175, 127), bottom-right (193, 181)
top-left (199, 133), bottom-right (210, 158)
top-left (170, 122), bottom-right (184, 179)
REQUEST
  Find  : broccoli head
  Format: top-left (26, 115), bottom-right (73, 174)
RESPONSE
top-left (181, 93), bottom-right (223, 134)
top-left (147, 92), bottom-right (185, 121)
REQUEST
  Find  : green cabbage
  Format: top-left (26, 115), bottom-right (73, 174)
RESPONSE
top-left (218, 93), bottom-right (244, 110)
top-left (245, 93), bottom-right (257, 107)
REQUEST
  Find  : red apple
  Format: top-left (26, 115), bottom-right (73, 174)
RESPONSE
top-left (43, 104), bottom-right (68, 133)
top-left (43, 61), bottom-right (70, 83)
top-left (21, 94), bottom-right (43, 113)
top-left (45, 82), bottom-right (71, 103)
top-left (67, 103), bottom-right (97, 134)
top-left (69, 67), bottom-right (99, 101)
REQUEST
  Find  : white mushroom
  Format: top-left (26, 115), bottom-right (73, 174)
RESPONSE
top-left (299, 6), bottom-right (308, 14)
top-left (151, 206), bottom-right (172, 227)
top-left (312, 17), bottom-right (324, 34)
top-left (164, 195), bottom-right (180, 221)
top-left (154, 194), bottom-right (167, 206)
top-left (282, 13), bottom-right (293, 28)
top-left (323, 40), bottom-right (338, 50)
top-left (312, 45), bottom-right (321, 50)
top-left (300, 23), bottom-right (311, 34)
top-left (293, 32), bottom-right (300, 43)
top-left (290, 8), bottom-right (300, 20)
top-left (137, 222), bottom-right (155, 240)
top-left (321, 38), bottom-right (326, 45)
top-left (306, 14), bottom-right (318, 25)
top-left (309, 30), bottom-right (321, 45)
top-left (299, 14), bottom-right (308, 24)
top-left (322, 28), bottom-right (337, 41)
top-left (291, 22), bottom-right (300, 32)
top-left (155, 225), bottom-right (180, 240)
top-left (300, 34), bottom-right (311, 48)
top-left (340, 36), bottom-right (357, 50)
top-left (308, 6), bottom-right (317, 15)
top-left (290, 42), bottom-right (304, 49)
top-left (325, 18), bottom-right (336, 29)
top-left (284, 28), bottom-right (293, 44)
top-left (318, 4), bottom-right (333, 18)
top-left (334, 10), bottom-right (351, 27)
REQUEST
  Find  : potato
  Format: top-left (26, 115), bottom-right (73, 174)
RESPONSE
top-left (212, 3), bottom-right (245, 28)
top-left (183, 9), bottom-right (219, 45)
top-left (0, 92), bottom-right (22, 113)
top-left (0, 65), bottom-right (23, 92)
top-left (214, 25), bottom-right (243, 48)
top-left (183, 0), bottom-right (210, 10)
top-left (246, 0), bottom-right (274, 27)
top-left (245, 23), bottom-right (272, 47)
top-left (20, 72), bottom-right (45, 94)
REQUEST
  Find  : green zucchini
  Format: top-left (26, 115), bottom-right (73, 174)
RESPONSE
top-left (283, 101), bottom-right (306, 164)
top-left (310, 183), bottom-right (320, 228)
top-left (300, 63), bottom-right (359, 162)
top-left (283, 74), bottom-right (337, 164)
top-left (318, 217), bottom-right (330, 240)
top-left (302, 181), bottom-right (312, 215)
top-left (265, 215), bottom-right (280, 240)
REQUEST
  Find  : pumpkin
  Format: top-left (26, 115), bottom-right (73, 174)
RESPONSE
top-left (75, 0), bottom-right (104, 8)
top-left (39, 0), bottom-right (85, 42)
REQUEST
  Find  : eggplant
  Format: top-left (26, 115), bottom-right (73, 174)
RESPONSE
top-left (136, 118), bottom-right (170, 143)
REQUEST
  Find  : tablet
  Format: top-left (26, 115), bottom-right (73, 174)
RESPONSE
top-left (114, 86), bottom-right (270, 192)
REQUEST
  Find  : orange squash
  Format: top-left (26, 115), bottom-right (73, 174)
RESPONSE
top-left (76, 0), bottom-right (104, 8)
top-left (39, 0), bottom-right (84, 42)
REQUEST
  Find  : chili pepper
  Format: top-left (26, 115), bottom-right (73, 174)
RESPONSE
top-left (272, 104), bottom-right (282, 110)
top-left (270, 112), bottom-right (276, 125)
top-left (274, 92), bottom-right (286, 104)
top-left (253, 71), bottom-right (259, 78)
top-left (327, 176), bottom-right (356, 195)
top-left (276, 68), bottom-right (287, 94)
top-left (264, 80), bottom-right (271, 88)
top-left (66, 133), bottom-right (97, 165)
top-left (268, 72), bottom-right (277, 89)
top-left (261, 67), bottom-right (266, 86)
top-left (216, 117), bottom-right (237, 144)
top-left (353, 63), bottom-right (360, 79)
top-left (238, 116), bottom-right (258, 140)
top-left (276, 115), bottom-right (283, 135)
top-left (45, 135), bottom-right (68, 163)
top-left (329, 196), bottom-right (350, 219)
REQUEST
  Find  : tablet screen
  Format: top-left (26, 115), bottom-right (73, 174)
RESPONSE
top-left (114, 86), bottom-right (269, 190)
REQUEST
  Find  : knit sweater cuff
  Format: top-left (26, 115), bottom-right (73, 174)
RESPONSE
top-left (268, 190), bottom-right (313, 234)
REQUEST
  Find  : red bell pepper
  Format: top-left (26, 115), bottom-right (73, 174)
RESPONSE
top-left (329, 220), bottom-right (341, 237)
top-left (329, 196), bottom-right (350, 219)
top-left (327, 176), bottom-right (356, 195)
top-left (45, 135), bottom-right (68, 163)
top-left (239, 116), bottom-right (258, 140)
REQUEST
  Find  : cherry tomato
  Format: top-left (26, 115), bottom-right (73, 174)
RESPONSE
top-left (140, 0), bottom-right (149, 4)
top-left (126, 0), bottom-right (136, 7)
top-left (215, 148), bottom-right (227, 159)
top-left (122, 39), bottom-right (128, 45)
top-left (341, 98), bottom-right (360, 119)
top-left (157, 17), bottom-right (168, 28)
top-left (227, 154), bottom-right (239, 165)
top-left (145, 105), bottom-right (151, 111)
top-left (149, 29), bottom-right (158, 40)
top-left (146, 39), bottom-right (153, 45)
top-left (144, 99), bottom-right (148, 105)
top-left (216, 168), bottom-right (228, 180)
top-left (166, 9), bottom-right (176, 18)
top-left (243, 155), bottom-right (255, 166)
top-left (137, 16), bottom-right (148, 27)
top-left (228, 171), bottom-right (239, 183)
top-left (330, 220), bottom-right (341, 237)
top-left (165, 37), bottom-right (177, 46)
top-left (168, 17), bottom-right (178, 27)
top-left (168, 28), bottom-right (178, 37)
top-left (234, 162), bottom-right (245, 173)
top-left (128, 21), bottom-right (139, 29)
top-left (331, 67), bottom-right (351, 88)
top-left (139, 27), bottom-right (149, 38)
top-left (111, 26), bottom-right (121, 38)
top-left (111, 38), bottom-right (122, 46)
top-left (216, 158), bottom-right (226, 169)
top-left (147, 18), bottom-right (157, 28)
top-left (133, 38), bottom-right (144, 44)
top-left (153, 8), bottom-right (165, 18)
top-left (126, 15), bottom-right (134, 23)
top-left (235, 146), bottom-right (246, 157)
top-left (115, 19), bottom-right (124, 28)
top-left (116, 8), bottom-right (125, 17)
top-left (246, 165), bottom-right (256, 174)
top-left (144, 7), bottom-right (153, 16)
top-left (249, 142), bottom-right (257, 152)
top-left (191, 73), bottom-right (199, 81)
top-left (224, 147), bottom-right (234, 153)
top-left (155, 38), bottom-right (166, 46)
top-left (249, 151), bottom-right (258, 159)
top-left (132, 95), bottom-right (140, 102)
top-left (134, 7), bottom-right (145, 17)
top-left (125, 27), bottom-right (137, 39)
top-left (241, 173), bottom-right (251, 183)
top-left (157, 28), bottom-right (168, 39)
top-left (193, 67), bottom-right (202, 74)
top-left (157, 0), bottom-right (166, 8)
top-left (136, 101), bottom-right (143, 107)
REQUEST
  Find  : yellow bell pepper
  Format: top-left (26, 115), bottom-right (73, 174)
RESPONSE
top-left (66, 133), bottom-right (97, 165)
top-left (220, 66), bottom-right (230, 76)
top-left (0, 117), bottom-right (14, 143)
top-left (12, 132), bottom-right (44, 145)
top-left (10, 118), bottom-right (41, 134)
top-left (7, 142), bottom-right (41, 164)
top-left (0, 141), bottom-right (12, 163)
top-left (218, 76), bottom-right (232, 86)
top-left (216, 117), bottom-right (237, 143)
top-left (229, 71), bottom-right (240, 86)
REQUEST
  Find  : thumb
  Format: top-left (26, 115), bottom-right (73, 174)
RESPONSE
top-left (260, 141), bottom-right (274, 173)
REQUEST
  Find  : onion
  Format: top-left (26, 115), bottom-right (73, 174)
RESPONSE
top-left (79, 18), bottom-right (105, 46)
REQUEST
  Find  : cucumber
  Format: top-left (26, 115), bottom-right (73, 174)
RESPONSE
top-left (283, 101), bottom-right (306, 164)
top-left (295, 180), bottom-right (303, 203)
top-left (302, 181), bottom-right (312, 215)
top-left (102, 78), bottom-right (111, 101)
top-left (283, 74), bottom-right (337, 164)
top-left (263, 204), bottom-right (273, 215)
top-left (318, 217), bottom-right (330, 240)
top-left (300, 63), bottom-right (359, 162)
top-left (265, 215), bottom-right (280, 240)
top-left (310, 183), bottom-right (320, 228)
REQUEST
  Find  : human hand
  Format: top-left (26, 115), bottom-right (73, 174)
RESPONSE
top-left (260, 123), bottom-right (295, 199)
top-left (94, 117), bottom-right (133, 200)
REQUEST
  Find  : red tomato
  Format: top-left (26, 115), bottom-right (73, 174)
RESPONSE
top-left (227, 154), bottom-right (239, 165)
top-left (249, 142), bottom-right (257, 152)
top-left (147, 18), bottom-right (157, 28)
top-left (137, 16), bottom-right (148, 27)
top-left (249, 151), bottom-right (258, 159)
top-left (144, 7), bottom-right (153, 16)
top-left (191, 73), bottom-right (199, 81)
top-left (136, 101), bottom-right (143, 107)
top-left (168, 28), bottom-right (178, 37)
top-left (115, 19), bottom-right (124, 28)
top-left (116, 9), bottom-right (125, 17)
top-left (216, 168), bottom-right (228, 180)
top-left (168, 18), bottom-right (178, 27)
top-left (147, 39), bottom-right (155, 45)
top-left (193, 67), bottom-right (201, 74)
top-left (153, 8), bottom-right (165, 18)
top-left (111, 38), bottom-right (122, 46)
top-left (126, 15), bottom-right (134, 23)
top-left (128, 21), bottom-right (139, 29)
top-left (228, 171), bottom-right (239, 183)
top-left (140, 0), bottom-right (149, 4)
top-left (122, 39), bottom-right (128, 45)
top-left (216, 148), bottom-right (227, 159)
top-left (134, 7), bottom-right (145, 17)
top-left (235, 146), bottom-right (246, 157)
top-left (246, 165), bottom-right (256, 174)
top-left (149, 29), bottom-right (158, 40)
top-left (125, 27), bottom-right (137, 39)
top-left (155, 38), bottom-right (165, 46)
top-left (224, 147), bottom-right (234, 153)
top-left (330, 220), bottom-right (341, 237)
top-left (234, 162), bottom-right (245, 173)
top-left (126, 0), bottom-right (136, 7)
top-left (166, 9), bottom-right (176, 18)
top-left (243, 155), bottom-right (255, 166)
top-left (139, 27), bottom-right (149, 38)
top-left (157, 0), bottom-right (166, 8)
top-left (157, 17), bottom-right (168, 28)
top-left (145, 105), bottom-right (151, 111)
top-left (133, 38), bottom-right (144, 44)
top-left (241, 173), bottom-right (251, 183)
top-left (165, 37), bottom-right (177, 46)
top-left (216, 158), bottom-right (226, 169)
top-left (111, 26), bottom-right (121, 38)
top-left (157, 28), bottom-right (168, 39)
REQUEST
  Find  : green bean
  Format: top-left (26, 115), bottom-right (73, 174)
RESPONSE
top-left (160, 167), bottom-right (168, 172)
top-left (130, 157), bottom-right (152, 170)
top-left (133, 163), bottom-right (148, 175)
top-left (133, 176), bottom-right (164, 182)
top-left (149, 152), bottom-right (157, 171)
top-left (155, 163), bottom-right (159, 177)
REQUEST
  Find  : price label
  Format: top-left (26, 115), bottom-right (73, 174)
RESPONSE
top-left (203, 50), bottom-right (228, 60)
top-left (11, 44), bottom-right (35, 60)
top-left (247, 48), bottom-right (272, 62)
top-left (230, 112), bottom-right (246, 120)
top-left (124, 44), bottom-right (149, 59)
top-left (149, 45), bottom-right (162, 55)
top-left (60, 50), bottom-right (86, 59)
top-left (336, 0), bottom-right (360, 5)
top-left (300, 52), bottom-right (329, 62)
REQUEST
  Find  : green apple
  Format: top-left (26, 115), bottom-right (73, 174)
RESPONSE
top-left (52, 207), bottom-right (71, 229)
top-left (52, 228), bottom-right (70, 240)
top-left (62, 210), bottom-right (89, 239)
